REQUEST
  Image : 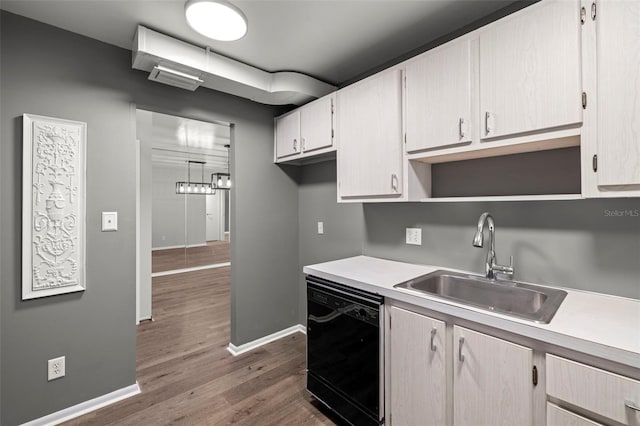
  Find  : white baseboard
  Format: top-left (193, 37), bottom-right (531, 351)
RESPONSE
top-left (151, 244), bottom-right (184, 251)
top-left (227, 324), bottom-right (306, 356)
top-left (151, 262), bottom-right (230, 278)
top-left (151, 243), bottom-right (207, 251)
top-left (22, 382), bottom-right (140, 426)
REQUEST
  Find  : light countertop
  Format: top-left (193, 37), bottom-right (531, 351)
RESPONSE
top-left (303, 256), bottom-right (640, 370)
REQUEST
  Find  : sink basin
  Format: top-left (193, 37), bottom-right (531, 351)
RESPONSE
top-left (394, 270), bottom-right (567, 323)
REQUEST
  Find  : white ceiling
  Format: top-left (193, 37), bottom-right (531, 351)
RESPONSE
top-left (0, 0), bottom-right (517, 85)
top-left (137, 109), bottom-right (230, 170)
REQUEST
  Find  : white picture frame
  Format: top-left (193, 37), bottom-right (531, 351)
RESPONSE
top-left (22, 114), bottom-right (87, 300)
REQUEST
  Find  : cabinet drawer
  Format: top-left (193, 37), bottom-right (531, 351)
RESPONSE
top-left (546, 354), bottom-right (640, 425)
top-left (547, 403), bottom-right (602, 426)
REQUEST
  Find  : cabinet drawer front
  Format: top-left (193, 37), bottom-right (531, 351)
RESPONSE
top-left (546, 354), bottom-right (640, 425)
top-left (547, 403), bottom-right (602, 426)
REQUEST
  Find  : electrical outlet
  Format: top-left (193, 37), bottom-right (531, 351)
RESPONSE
top-left (406, 228), bottom-right (422, 245)
top-left (317, 221), bottom-right (324, 235)
top-left (101, 211), bottom-right (118, 232)
top-left (48, 356), bottom-right (65, 381)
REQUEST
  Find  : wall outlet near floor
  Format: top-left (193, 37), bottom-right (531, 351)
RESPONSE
top-left (48, 356), bottom-right (65, 381)
top-left (406, 228), bottom-right (422, 245)
top-left (317, 221), bottom-right (324, 235)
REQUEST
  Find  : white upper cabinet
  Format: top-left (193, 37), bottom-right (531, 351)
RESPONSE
top-left (300, 94), bottom-right (334, 153)
top-left (595, 0), bottom-right (640, 189)
top-left (479, 0), bottom-right (582, 140)
top-left (337, 69), bottom-right (404, 199)
top-left (275, 110), bottom-right (301, 160)
top-left (406, 38), bottom-right (474, 153)
top-left (274, 93), bottom-right (335, 163)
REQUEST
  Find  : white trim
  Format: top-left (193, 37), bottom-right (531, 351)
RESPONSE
top-left (135, 137), bottom-right (141, 325)
top-left (151, 242), bottom-right (208, 251)
top-left (151, 262), bottom-right (230, 277)
top-left (151, 244), bottom-right (184, 251)
top-left (227, 324), bottom-right (306, 356)
top-left (21, 382), bottom-right (140, 426)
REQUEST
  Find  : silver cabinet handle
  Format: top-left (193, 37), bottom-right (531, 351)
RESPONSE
top-left (625, 400), bottom-right (640, 412)
top-left (293, 138), bottom-right (298, 152)
top-left (430, 327), bottom-right (437, 352)
top-left (458, 336), bottom-right (465, 362)
top-left (391, 174), bottom-right (398, 193)
top-left (459, 117), bottom-right (467, 139)
top-left (301, 137), bottom-right (306, 152)
top-left (485, 112), bottom-right (494, 136)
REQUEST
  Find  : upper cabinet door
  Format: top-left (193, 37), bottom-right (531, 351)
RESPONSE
top-left (275, 110), bottom-right (300, 159)
top-left (596, 0), bottom-right (640, 188)
top-left (300, 94), bottom-right (334, 153)
top-left (479, 0), bottom-right (582, 140)
top-left (406, 38), bottom-right (473, 152)
top-left (337, 69), bottom-right (403, 199)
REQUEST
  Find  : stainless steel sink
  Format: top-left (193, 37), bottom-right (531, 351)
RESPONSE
top-left (394, 270), bottom-right (567, 323)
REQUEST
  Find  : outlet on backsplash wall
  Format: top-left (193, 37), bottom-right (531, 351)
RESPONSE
top-left (361, 199), bottom-right (640, 300)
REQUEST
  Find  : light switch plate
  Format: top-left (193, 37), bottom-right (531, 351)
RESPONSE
top-left (406, 228), bottom-right (422, 245)
top-left (102, 212), bottom-right (118, 231)
top-left (317, 221), bottom-right (324, 235)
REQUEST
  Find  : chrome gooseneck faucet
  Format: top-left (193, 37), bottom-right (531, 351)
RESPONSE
top-left (473, 212), bottom-right (514, 280)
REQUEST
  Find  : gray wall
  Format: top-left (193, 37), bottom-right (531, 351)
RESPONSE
top-left (297, 161), bottom-right (365, 324)
top-left (362, 200), bottom-right (640, 300)
top-left (298, 164), bottom-right (640, 323)
top-left (0, 11), bottom-right (295, 425)
top-left (151, 163), bottom-right (207, 249)
top-left (1, 13), bottom-right (137, 426)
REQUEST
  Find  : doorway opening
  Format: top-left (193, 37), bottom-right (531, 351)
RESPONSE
top-left (136, 109), bottom-right (232, 322)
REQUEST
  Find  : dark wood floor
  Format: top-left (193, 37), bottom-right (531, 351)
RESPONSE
top-left (152, 239), bottom-right (231, 273)
top-left (64, 266), bottom-right (335, 425)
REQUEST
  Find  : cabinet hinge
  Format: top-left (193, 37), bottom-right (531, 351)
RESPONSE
top-left (580, 6), bottom-right (586, 25)
top-left (331, 98), bottom-right (334, 114)
top-left (591, 2), bottom-right (596, 20)
top-left (404, 133), bottom-right (407, 144)
top-left (331, 128), bottom-right (334, 139)
top-left (404, 75), bottom-right (407, 88)
top-left (389, 315), bottom-right (391, 329)
top-left (582, 92), bottom-right (587, 109)
top-left (532, 365), bottom-right (538, 386)
top-left (592, 154), bottom-right (598, 172)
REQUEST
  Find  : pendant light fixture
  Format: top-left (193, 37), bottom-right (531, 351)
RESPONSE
top-left (185, 0), bottom-right (248, 42)
top-left (211, 172), bottom-right (231, 189)
top-left (175, 160), bottom-right (215, 195)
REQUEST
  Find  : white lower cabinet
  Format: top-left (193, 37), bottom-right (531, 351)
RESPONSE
top-left (389, 307), bottom-right (446, 426)
top-left (453, 326), bottom-right (534, 426)
top-left (546, 354), bottom-right (640, 425)
top-left (547, 403), bottom-right (603, 426)
top-left (387, 308), bottom-right (535, 426)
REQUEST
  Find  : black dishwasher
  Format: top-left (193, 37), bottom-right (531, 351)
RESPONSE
top-left (306, 275), bottom-right (384, 426)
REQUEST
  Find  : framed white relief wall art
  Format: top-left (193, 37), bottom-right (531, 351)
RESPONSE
top-left (22, 114), bottom-right (87, 300)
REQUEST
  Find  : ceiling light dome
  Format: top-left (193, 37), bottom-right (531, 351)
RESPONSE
top-left (185, 0), bottom-right (248, 42)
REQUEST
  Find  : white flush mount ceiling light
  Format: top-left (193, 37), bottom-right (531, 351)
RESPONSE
top-left (185, 0), bottom-right (248, 41)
